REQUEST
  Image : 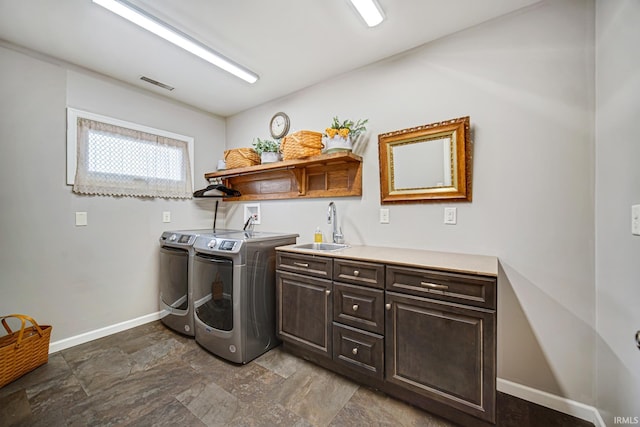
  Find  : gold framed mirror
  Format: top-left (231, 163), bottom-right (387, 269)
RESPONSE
top-left (378, 116), bottom-right (472, 204)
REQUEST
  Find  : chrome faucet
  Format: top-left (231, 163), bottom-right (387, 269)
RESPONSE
top-left (327, 202), bottom-right (344, 244)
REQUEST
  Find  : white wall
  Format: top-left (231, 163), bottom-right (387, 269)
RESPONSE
top-left (226, 0), bottom-right (597, 405)
top-left (0, 44), bottom-right (225, 342)
top-left (595, 0), bottom-right (640, 423)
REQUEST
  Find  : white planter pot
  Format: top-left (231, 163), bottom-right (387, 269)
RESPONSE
top-left (261, 152), bottom-right (282, 163)
top-left (322, 135), bottom-right (353, 153)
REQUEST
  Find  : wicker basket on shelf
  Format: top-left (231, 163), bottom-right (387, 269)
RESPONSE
top-left (281, 131), bottom-right (324, 160)
top-left (224, 148), bottom-right (261, 169)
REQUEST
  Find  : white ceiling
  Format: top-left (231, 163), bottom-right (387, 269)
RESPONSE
top-left (0, 0), bottom-right (540, 117)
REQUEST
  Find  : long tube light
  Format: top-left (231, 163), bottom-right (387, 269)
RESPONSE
top-left (93, 0), bottom-right (259, 84)
top-left (348, 0), bottom-right (385, 27)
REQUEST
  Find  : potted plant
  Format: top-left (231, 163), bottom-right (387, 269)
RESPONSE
top-left (323, 116), bottom-right (368, 153)
top-left (253, 137), bottom-right (281, 163)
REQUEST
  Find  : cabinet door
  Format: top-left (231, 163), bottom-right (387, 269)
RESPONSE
top-left (276, 271), bottom-right (332, 358)
top-left (385, 291), bottom-right (496, 423)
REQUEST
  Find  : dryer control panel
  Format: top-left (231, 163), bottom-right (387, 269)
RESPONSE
top-left (218, 240), bottom-right (238, 251)
top-left (196, 237), bottom-right (242, 254)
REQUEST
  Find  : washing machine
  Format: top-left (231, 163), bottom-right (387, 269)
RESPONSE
top-left (158, 229), bottom-right (240, 336)
top-left (192, 230), bottom-right (298, 363)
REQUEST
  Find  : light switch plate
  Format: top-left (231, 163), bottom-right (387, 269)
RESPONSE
top-left (632, 204), bottom-right (640, 236)
top-left (75, 212), bottom-right (87, 226)
top-left (444, 207), bottom-right (457, 225)
top-left (379, 208), bottom-right (390, 224)
top-left (162, 211), bottom-right (171, 223)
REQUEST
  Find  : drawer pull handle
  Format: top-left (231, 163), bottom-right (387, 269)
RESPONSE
top-left (326, 290), bottom-right (331, 296)
top-left (352, 348), bottom-right (358, 355)
top-left (293, 262), bottom-right (309, 268)
top-left (420, 282), bottom-right (449, 291)
top-left (353, 270), bottom-right (360, 277)
top-left (385, 303), bottom-right (391, 310)
top-left (352, 304), bottom-right (359, 312)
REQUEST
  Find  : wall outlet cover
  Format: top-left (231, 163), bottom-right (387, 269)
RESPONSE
top-left (75, 212), bottom-right (88, 226)
top-left (162, 211), bottom-right (171, 223)
top-left (380, 208), bottom-right (390, 224)
top-left (632, 204), bottom-right (640, 236)
top-left (444, 207), bottom-right (457, 225)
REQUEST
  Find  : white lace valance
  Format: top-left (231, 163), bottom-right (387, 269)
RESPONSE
top-left (71, 113), bottom-right (193, 198)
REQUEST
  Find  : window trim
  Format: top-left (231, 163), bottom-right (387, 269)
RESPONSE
top-left (66, 107), bottom-right (195, 186)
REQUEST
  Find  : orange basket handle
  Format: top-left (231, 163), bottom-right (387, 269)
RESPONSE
top-left (1, 314), bottom-right (44, 348)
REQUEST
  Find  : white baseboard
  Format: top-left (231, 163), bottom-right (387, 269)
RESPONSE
top-left (48, 311), bottom-right (162, 354)
top-left (497, 378), bottom-right (605, 427)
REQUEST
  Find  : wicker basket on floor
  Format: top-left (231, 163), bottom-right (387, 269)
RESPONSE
top-left (281, 131), bottom-right (324, 160)
top-left (0, 314), bottom-right (52, 388)
top-left (224, 148), bottom-right (261, 169)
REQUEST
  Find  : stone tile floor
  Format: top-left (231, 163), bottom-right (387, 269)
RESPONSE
top-left (0, 321), bottom-right (593, 427)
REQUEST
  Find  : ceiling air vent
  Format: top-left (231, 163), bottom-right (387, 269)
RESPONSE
top-left (139, 76), bottom-right (174, 91)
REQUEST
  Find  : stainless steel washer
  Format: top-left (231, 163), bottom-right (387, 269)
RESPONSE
top-left (192, 231), bottom-right (298, 363)
top-left (158, 229), bottom-right (240, 336)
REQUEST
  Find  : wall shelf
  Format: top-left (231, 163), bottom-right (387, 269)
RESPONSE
top-left (204, 152), bottom-right (363, 201)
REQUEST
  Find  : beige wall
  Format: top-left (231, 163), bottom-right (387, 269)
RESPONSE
top-left (5, 0), bottom-right (638, 419)
top-left (595, 0), bottom-right (640, 423)
top-left (225, 0), bottom-right (597, 405)
top-left (0, 44), bottom-right (226, 341)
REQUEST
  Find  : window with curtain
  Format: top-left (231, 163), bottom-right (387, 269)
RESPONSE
top-left (67, 109), bottom-right (193, 198)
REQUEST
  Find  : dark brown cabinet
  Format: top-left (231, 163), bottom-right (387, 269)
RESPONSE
top-left (276, 249), bottom-right (497, 426)
top-left (385, 291), bottom-right (496, 423)
top-left (276, 270), bottom-right (332, 358)
top-left (331, 259), bottom-right (385, 378)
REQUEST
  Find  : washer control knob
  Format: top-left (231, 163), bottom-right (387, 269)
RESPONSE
top-left (169, 234), bottom-right (177, 241)
top-left (207, 239), bottom-right (216, 249)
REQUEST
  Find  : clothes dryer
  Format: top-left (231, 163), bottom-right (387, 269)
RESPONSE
top-left (192, 231), bottom-right (297, 363)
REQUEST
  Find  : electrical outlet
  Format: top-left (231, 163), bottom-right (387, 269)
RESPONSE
top-left (380, 208), bottom-right (390, 224)
top-left (632, 205), bottom-right (640, 236)
top-left (75, 212), bottom-right (88, 226)
top-left (444, 207), bottom-right (457, 225)
top-left (162, 211), bottom-right (171, 223)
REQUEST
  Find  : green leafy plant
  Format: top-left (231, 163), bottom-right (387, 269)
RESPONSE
top-left (252, 137), bottom-right (280, 155)
top-left (324, 116), bottom-right (368, 139)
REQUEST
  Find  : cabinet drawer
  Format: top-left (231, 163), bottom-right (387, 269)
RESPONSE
top-left (333, 259), bottom-right (384, 289)
top-left (277, 252), bottom-right (332, 280)
top-left (334, 283), bottom-right (384, 334)
top-left (386, 265), bottom-right (496, 309)
top-left (333, 323), bottom-right (384, 380)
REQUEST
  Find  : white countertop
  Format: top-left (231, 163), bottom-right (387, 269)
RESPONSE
top-left (276, 244), bottom-right (498, 277)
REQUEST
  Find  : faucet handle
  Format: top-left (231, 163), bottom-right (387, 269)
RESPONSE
top-left (334, 227), bottom-right (345, 244)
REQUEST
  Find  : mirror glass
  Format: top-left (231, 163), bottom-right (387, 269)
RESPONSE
top-left (391, 136), bottom-right (452, 189)
top-left (378, 117), bottom-right (471, 203)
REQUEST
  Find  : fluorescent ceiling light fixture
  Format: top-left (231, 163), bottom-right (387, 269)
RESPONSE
top-left (348, 0), bottom-right (385, 27)
top-left (93, 0), bottom-right (259, 84)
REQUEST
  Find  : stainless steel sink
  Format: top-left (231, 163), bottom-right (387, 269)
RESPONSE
top-left (292, 243), bottom-right (349, 251)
